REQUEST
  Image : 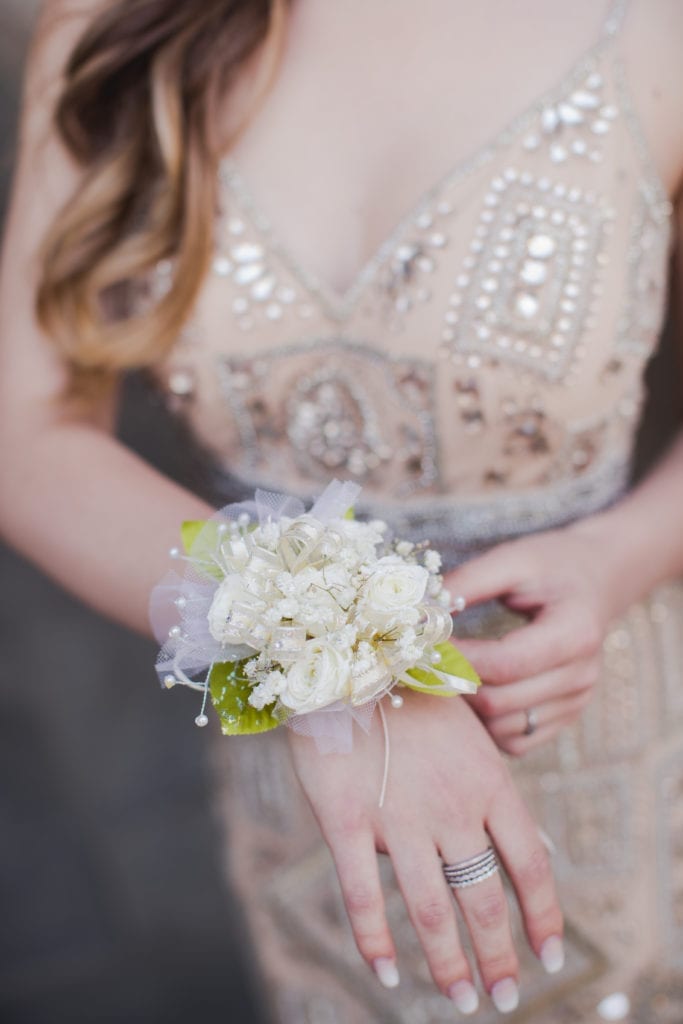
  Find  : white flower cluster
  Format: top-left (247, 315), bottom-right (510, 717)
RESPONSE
top-left (206, 512), bottom-right (454, 717)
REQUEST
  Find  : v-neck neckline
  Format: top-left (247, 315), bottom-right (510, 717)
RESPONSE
top-left (217, 9), bottom-right (626, 324)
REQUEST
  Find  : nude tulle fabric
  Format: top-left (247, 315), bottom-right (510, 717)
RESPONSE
top-left (152, 1), bottom-right (683, 1019)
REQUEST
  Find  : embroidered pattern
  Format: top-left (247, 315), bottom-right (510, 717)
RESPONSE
top-left (216, 340), bottom-right (441, 496)
top-left (522, 68), bottom-right (618, 165)
top-left (442, 169), bottom-right (615, 381)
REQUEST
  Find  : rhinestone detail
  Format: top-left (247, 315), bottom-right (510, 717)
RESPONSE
top-left (443, 169), bottom-right (614, 381)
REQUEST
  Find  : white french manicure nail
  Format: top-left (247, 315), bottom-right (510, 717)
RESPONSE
top-left (540, 935), bottom-right (565, 974)
top-left (491, 977), bottom-right (519, 1014)
top-left (449, 979), bottom-right (479, 1015)
top-left (537, 825), bottom-right (557, 855)
top-left (373, 957), bottom-right (400, 989)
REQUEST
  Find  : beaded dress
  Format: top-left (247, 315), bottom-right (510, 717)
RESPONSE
top-left (152, 1), bottom-right (683, 1020)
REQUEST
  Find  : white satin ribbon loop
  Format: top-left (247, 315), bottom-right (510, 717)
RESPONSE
top-left (270, 624), bottom-right (308, 665)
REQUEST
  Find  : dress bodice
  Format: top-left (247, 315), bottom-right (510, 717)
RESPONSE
top-left (152, 0), bottom-right (674, 564)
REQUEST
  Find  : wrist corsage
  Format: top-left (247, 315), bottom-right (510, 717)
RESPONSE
top-left (150, 480), bottom-right (480, 785)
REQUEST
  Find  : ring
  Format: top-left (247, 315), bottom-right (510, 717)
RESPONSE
top-left (523, 707), bottom-right (539, 736)
top-left (443, 847), bottom-right (499, 889)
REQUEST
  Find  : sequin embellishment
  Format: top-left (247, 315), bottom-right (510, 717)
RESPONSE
top-left (216, 340), bottom-right (441, 496)
top-left (523, 69), bottom-right (618, 164)
top-left (443, 168), bottom-right (614, 381)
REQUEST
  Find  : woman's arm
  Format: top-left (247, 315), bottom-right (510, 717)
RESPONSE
top-left (3, 11), bottom-right (565, 1010)
top-left (0, 1), bottom-right (212, 634)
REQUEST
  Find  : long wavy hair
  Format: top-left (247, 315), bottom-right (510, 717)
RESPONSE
top-left (37, 0), bottom-right (288, 401)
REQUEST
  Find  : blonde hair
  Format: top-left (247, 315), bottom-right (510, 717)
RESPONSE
top-left (37, 0), bottom-right (288, 401)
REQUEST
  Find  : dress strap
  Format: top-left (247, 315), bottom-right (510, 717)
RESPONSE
top-left (600, 0), bottom-right (631, 40)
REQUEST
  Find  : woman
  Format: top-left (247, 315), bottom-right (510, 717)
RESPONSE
top-left (1, 0), bottom-right (682, 1020)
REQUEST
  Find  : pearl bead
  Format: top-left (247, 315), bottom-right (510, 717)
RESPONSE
top-left (571, 90), bottom-right (599, 110)
top-left (558, 103), bottom-right (583, 126)
top-left (168, 371), bottom-right (194, 397)
top-left (251, 275), bottom-right (275, 301)
top-left (163, 675), bottom-right (176, 689)
top-left (540, 107), bottom-right (559, 133)
top-left (390, 693), bottom-right (404, 709)
top-left (212, 256), bottom-right (232, 277)
top-left (520, 260), bottom-right (547, 286)
top-left (527, 234), bottom-right (556, 259)
top-left (235, 263), bottom-right (264, 285)
top-left (168, 625), bottom-right (182, 639)
top-left (430, 650), bottom-right (442, 664)
top-left (452, 595), bottom-right (467, 613)
top-left (515, 293), bottom-right (539, 319)
top-left (174, 596), bottom-right (187, 609)
top-left (195, 714), bottom-right (209, 728)
top-left (169, 547), bottom-right (181, 559)
top-left (231, 243), bottom-right (264, 263)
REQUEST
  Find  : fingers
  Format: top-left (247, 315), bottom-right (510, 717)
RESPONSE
top-left (468, 657), bottom-right (599, 719)
top-left (484, 690), bottom-right (593, 756)
top-left (439, 840), bottom-right (521, 1013)
top-left (487, 787), bottom-right (564, 975)
top-left (387, 836), bottom-right (475, 1006)
top-left (488, 691), bottom-right (592, 740)
top-left (327, 827), bottom-right (398, 986)
top-left (443, 544), bottom-right (526, 608)
top-left (455, 606), bottom-right (600, 685)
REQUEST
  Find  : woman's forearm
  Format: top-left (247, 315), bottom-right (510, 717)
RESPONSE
top-left (0, 421), bottom-right (213, 636)
top-left (571, 427), bottom-right (683, 615)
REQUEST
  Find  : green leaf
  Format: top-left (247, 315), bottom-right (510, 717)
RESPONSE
top-left (404, 641), bottom-right (481, 696)
top-left (181, 520), bottom-right (209, 554)
top-left (434, 641), bottom-right (481, 686)
top-left (209, 660), bottom-right (281, 736)
top-left (180, 520), bottom-right (223, 580)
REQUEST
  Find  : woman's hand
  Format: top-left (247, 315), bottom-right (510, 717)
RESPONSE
top-left (289, 692), bottom-right (563, 1015)
top-left (444, 519), bottom-right (626, 757)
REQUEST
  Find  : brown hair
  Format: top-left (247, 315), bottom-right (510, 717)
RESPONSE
top-left (37, 0), bottom-right (288, 401)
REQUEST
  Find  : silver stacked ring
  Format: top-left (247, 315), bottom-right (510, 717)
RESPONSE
top-left (443, 847), bottom-right (499, 889)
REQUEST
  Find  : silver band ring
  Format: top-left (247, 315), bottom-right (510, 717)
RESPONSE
top-left (443, 847), bottom-right (499, 889)
top-left (523, 707), bottom-right (539, 736)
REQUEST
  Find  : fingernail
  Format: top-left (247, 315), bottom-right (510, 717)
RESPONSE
top-left (448, 979), bottom-right (479, 1015)
top-left (540, 935), bottom-right (565, 974)
top-left (373, 957), bottom-right (400, 989)
top-left (537, 826), bottom-right (557, 856)
top-left (491, 977), bottom-right (519, 1014)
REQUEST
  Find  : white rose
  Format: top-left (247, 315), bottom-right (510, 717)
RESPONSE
top-left (208, 575), bottom-right (260, 644)
top-left (279, 639), bottom-right (351, 713)
top-left (359, 559), bottom-right (429, 628)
